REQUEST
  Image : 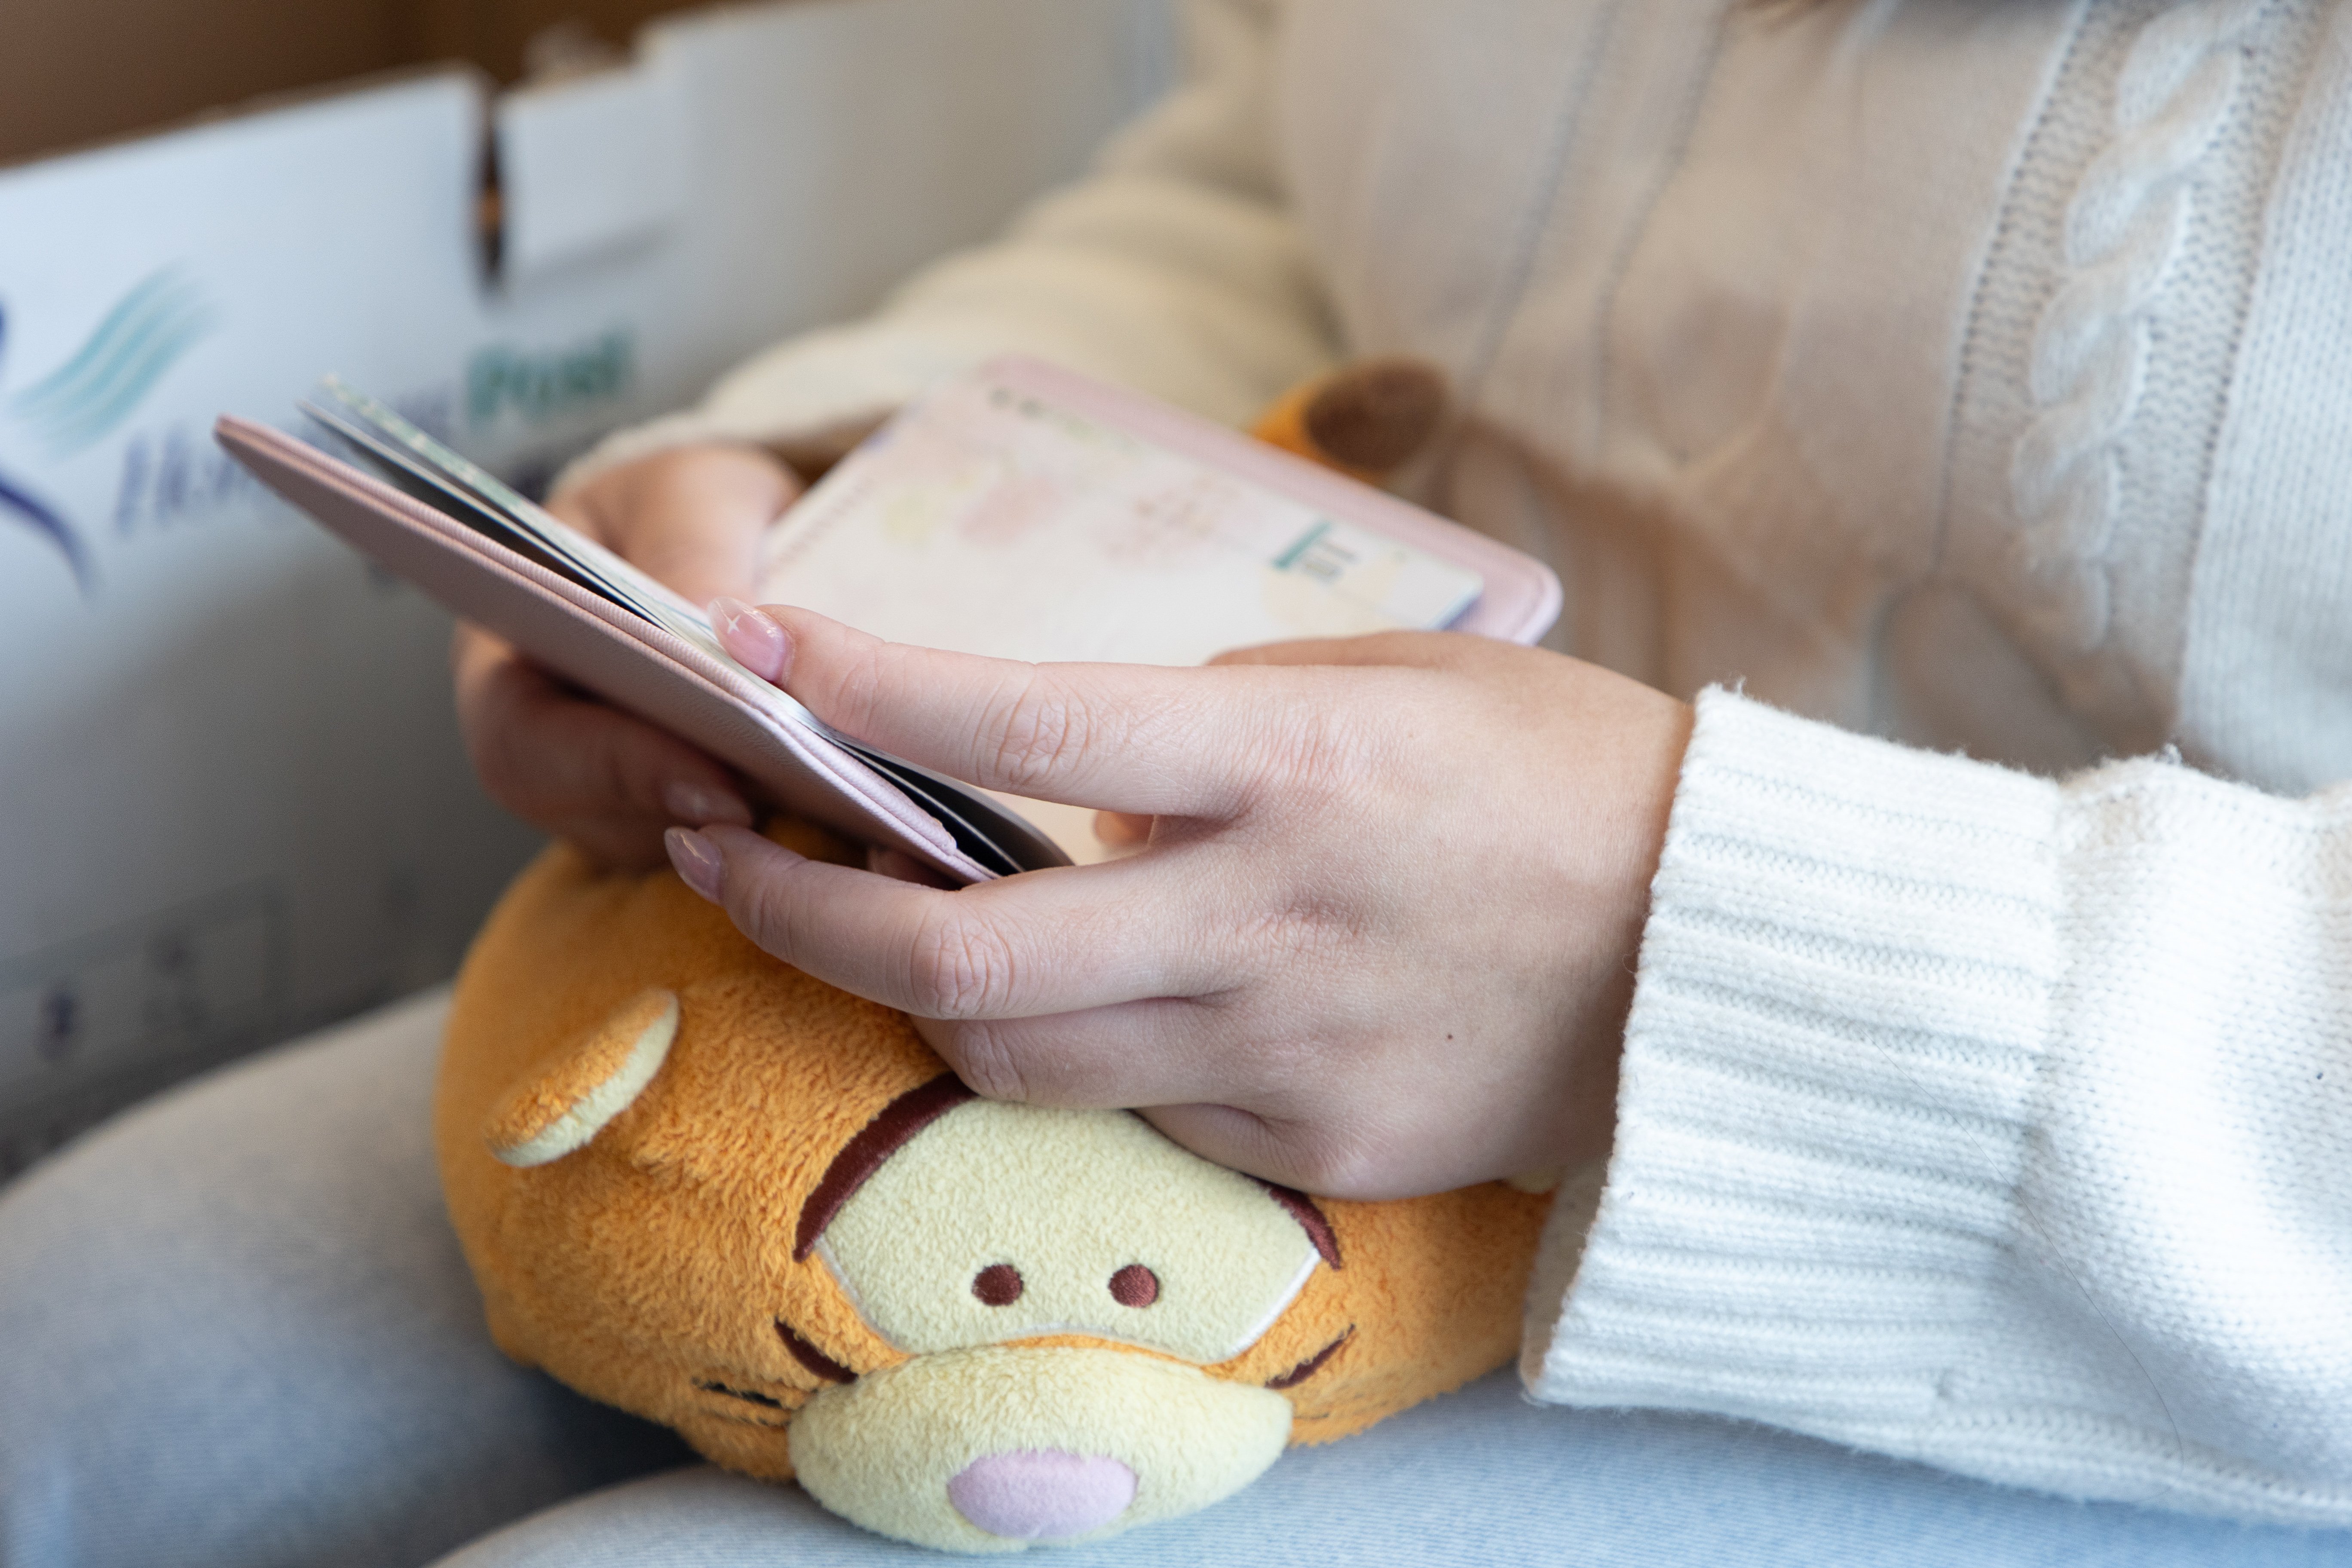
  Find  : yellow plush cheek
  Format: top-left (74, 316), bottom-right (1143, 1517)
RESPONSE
top-left (789, 1345), bottom-right (1292, 1553)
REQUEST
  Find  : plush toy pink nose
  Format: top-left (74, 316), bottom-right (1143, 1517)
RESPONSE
top-left (946, 1449), bottom-right (1138, 1540)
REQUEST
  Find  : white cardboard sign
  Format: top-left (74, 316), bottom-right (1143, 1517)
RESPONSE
top-left (0, 0), bottom-right (1174, 1169)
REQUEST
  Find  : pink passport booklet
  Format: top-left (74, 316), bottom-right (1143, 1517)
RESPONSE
top-left (215, 355), bottom-right (1562, 883)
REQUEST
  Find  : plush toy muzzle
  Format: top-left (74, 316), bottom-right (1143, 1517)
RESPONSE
top-left (437, 823), bottom-right (1551, 1552)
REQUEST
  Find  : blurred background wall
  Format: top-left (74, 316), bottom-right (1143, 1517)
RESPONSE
top-left (2, 0), bottom-right (728, 167)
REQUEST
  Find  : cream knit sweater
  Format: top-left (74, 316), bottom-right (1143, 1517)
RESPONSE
top-left (573, 0), bottom-right (2352, 1524)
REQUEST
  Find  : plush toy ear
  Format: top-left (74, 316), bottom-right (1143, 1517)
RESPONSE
top-left (1250, 357), bottom-right (1449, 484)
top-left (484, 989), bottom-right (680, 1168)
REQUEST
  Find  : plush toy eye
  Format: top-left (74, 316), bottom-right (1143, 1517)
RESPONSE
top-left (1108, 1264), bottom-right (1159, 1308)
top-left (971, 1264), bottom-right (1023, 1306)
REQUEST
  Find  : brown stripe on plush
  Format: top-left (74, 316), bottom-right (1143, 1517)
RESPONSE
top-left (1267, 1327), bottom-right (1354, 1390)
top-left (793, 1073), bottom-right (977, 1260)
top-left (694, 1378), bottom-right (788, 1409)
top-left (1261, 1182), bottom-right (1342, 1269)
top-left (774, 1317), bottom-right (860, 1384)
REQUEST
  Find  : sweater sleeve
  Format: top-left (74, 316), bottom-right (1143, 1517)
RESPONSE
top-left (1524, 686), bottom-right (2352, 1525)
top-left (561, 0), bottom-right (1335, 487)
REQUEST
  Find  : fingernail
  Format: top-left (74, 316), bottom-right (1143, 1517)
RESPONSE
top-left (709, 596), bottom-right (791, 682)
top-left (661, 779), bottom-right (753, 827)
top-left (665, 827), bottom-right (724, 900)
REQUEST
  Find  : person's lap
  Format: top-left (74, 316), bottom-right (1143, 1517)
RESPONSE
top-left (426, 1377), bottom-right (2349, 1568)
top-left (1, 994), bottom-right (2343, 1568)
top-left (0, 990), bottom-right (689, 1568)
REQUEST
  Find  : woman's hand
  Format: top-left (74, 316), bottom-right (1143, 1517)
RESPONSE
top-left (452, 444), bottom-right (801, 871)
top-left (666, 603), bottom-right (1694, 1200)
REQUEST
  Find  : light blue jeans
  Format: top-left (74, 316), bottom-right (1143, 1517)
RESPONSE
top-left (1, 989), bottom-right (2344, 1568)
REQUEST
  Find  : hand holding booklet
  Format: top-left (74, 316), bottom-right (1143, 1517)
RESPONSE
top-left (214, 356), bottom-right (1561, 883)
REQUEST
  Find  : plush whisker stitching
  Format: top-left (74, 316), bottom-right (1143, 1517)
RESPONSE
top-left (705, 1410), bottom-right (791, 1430)
top-left (694, 1378), bottom-right (789, 1409)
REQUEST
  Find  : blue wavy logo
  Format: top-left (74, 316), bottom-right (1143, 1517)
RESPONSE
top-left (12, 269), bottom-right (218, 456)
top-left (0, 305), bottom-right (90, 591)
top-left (0, 270), bottom-right (218, 594)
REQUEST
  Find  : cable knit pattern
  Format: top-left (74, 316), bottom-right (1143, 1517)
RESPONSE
top-left (2006, 0), bottom-right (2269, 654)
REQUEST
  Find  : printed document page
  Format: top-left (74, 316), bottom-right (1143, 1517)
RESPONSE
top-left (752, 368), bottom-right (1484, 668)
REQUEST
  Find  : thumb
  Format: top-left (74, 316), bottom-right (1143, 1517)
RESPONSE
top-left (1138, 1103), bottom-right (1389, 1200)
top-left (548, 444), bottom-right (801, 608)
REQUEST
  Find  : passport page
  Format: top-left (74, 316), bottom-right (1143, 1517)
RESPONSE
top-left (752, 361), bottom-right (1486, 668)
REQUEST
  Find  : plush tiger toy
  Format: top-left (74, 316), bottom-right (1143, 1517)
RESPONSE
top-left (435, 359), bottom-right (1549, 1553)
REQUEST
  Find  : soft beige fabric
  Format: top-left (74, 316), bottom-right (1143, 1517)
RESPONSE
top-left (557, 0), bottom-right (1335, 491)
top-left (582, 0), bottom-right (2352, 792)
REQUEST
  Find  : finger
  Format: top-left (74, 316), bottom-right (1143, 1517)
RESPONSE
top-left (909, 1011), bottom-right (1357, 1193)
top-left (678, 825), bottom-right (1227, 1019)
top-left (909, 1008), bottom-right (1396, 1195)
top-left (456, 627), bottom-right (752, 842)
top-left (1207, 629), bottom-right (1494, 671)
top-left (729, 605), bottom-right (1264, 816)
top-left (549, 444), bottom-right (800, 607)
top-left (1136, 1103), bottom-right (1371, 1197)
top-left (867, 843), bottom-right (957, 890)
top-left (907, 996), bottom-right (1240, 1109)
top-left (540, 811), bottom-right (685, 875)
top-left (1092, 810), bottom-right (1153, 847)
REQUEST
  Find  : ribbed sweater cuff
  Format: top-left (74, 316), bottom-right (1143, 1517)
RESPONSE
top-left (1525, 688), bottom-right (2064, 1433)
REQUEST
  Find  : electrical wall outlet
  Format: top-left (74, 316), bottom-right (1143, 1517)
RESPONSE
top-left (0, 884), bottom-right (284, 1175)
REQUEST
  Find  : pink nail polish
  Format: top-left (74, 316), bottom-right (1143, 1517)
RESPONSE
top-left (709, 596), bottom-right (790, 682)
top-left (665, 827), bottom-right (724, 900)
top-left (662, 780), bottom-right (752, 827)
